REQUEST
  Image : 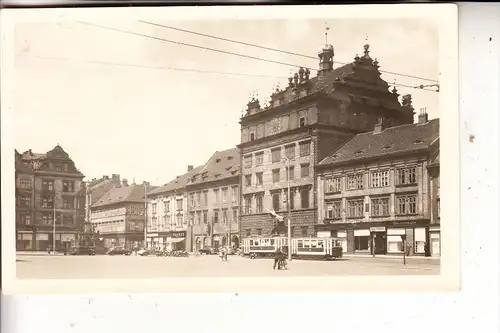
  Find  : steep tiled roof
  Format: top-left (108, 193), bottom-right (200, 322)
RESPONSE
top-left (15, 150), bottom-right (33, 173)
top-left (188, 148), bottom-right (240, 186)
top-left (92, 184), bottom-right (150, 208)
top-left (319, 118), bottom-right (439, 166)
top-left (147, 165), bottom-right (204, 196)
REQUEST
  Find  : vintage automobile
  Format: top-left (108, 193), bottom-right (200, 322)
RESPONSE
top-left (68, 245), bottom-right (96, 256)
top-left (198, 247), bottom-right (217, 255)
top-left (107, 246), bottom-right (132, 256)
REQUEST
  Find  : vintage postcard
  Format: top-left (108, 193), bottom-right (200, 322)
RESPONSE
top-left (1, 4), bottom-right (459, 293)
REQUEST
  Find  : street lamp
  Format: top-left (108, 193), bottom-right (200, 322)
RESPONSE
top-left (52, 194), bottom-right (60, 255)
top-left (283, 157), bottom-right (292, 261)
top-left (144, 183), bottom-right (148, 249)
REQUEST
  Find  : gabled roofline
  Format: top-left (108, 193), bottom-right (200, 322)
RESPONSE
top-left (315, 147), bottom-right (431, 170)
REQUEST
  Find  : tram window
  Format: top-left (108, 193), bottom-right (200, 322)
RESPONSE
top-left (297, 241), bottom-right (303, 247)
top-left (311, 241), bottom-right (317, 248)
top-left (303, 240), bottom-right (310, 248)
top-left (270, 239), bottom-right (275, 245)
top-left (250, 240), bottom-right (254, 245)
top-left (317, 240), bottom-right (324, 248)
top-left (255, 241), bottom-right (259, 246)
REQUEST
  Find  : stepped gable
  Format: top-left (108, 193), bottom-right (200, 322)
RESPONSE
top-left (319, 118), bottom-right (439, 166)
top-left (188, 148), bottom-right (240, 185)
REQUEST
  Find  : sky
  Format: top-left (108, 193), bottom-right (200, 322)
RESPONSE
top-left (12, 18), bottom-right (439, 186)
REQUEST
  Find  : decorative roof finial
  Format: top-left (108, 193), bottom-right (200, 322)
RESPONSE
top-left (363, 43), bottom-right (370, 57)
top-left (325, 23), bottom-right (330, 44)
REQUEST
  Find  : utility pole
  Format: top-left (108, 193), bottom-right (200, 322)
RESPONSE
top-left (283, 157), bottom-right (292, 261)
top-left (53, 195), bottom-right (56, 254)
top-left (144, 183), bottom-right (148, 249)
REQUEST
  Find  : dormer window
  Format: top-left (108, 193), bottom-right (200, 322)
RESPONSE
top-left (413, 138), bottom-right (424, 144)
top-left (382, 145), bottom-right (393, 151)
top-left (354, 150), bottom-right (364, 156)
top-left (250, 133), bottom-right (255, 141)
top-left (299, 117), bottom-right (306, 128)
top-left (216, 158), bottom-right (221, 163)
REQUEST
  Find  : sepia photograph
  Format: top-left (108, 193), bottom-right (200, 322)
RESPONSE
top-left (1, 4), bottom-right (459, 293)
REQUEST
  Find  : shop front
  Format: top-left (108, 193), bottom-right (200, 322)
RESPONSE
top-left (370, 226), bottom-right (387, 255)
top-left (168, 231), bottom-right (187, 251)
top-left (429, 225), bottom-right (440, 257)
top-left (17, 231), bottom-right (33, 250)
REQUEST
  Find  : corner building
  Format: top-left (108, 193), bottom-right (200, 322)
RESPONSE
top-left (15, 145), bottom-right (86, 251)
top-left (238, 42), bottom-right (414, 239)
top-left (316, 113), bottom-right (440, 257)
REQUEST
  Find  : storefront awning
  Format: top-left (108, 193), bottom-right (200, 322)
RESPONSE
top-left (170, 237), bottom-right (185, 243)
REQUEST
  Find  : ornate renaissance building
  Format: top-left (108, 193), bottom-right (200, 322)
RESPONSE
top-left (15, 145), bottom-right (86, 251)
top-left (237, 41), bottom-right (415, 240)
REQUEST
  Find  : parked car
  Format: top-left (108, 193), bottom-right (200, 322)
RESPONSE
top-left (68, 246), bottom-right (95, 256)
top-left (198, 247), bottom-right (216, 255)
top-left (107, 247), bottom-right (131, 256)
top-left (137, 249), bottom-right (149, 256)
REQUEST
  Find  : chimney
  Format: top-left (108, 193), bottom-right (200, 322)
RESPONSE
top-left (122, 179), bottom-right (128, 187)
top-left (188, 165), bottom-right (193, 172)
top-left (418, 107), bottom-right (429, 124)
top-left (374, 117), bottom-right (385, 133)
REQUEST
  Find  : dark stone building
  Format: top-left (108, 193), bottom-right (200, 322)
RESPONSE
top-left (15, 145), bottom-right (86, 251)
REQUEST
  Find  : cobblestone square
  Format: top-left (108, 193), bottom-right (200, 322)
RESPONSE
top-left (16, 254), bottom-right (439, 279)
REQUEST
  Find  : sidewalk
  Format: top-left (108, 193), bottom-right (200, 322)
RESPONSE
top-left (342, 254), bottom-right (440, 265)
top-left (17, 251), bottom-right (66, 256)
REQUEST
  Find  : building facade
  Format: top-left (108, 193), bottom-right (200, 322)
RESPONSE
top-left (146, 165), bottom-right (202, 252)
top-left (238, 42), bottom-right (415, 240)
top-left (90, 179), bottom-right (151, 250)
top-left (84, 174), bottom-right (122, 226)
top-left (15, 145), bottom-right (86, 251)
top-left (187, 148), bottom-right (240, 251)
top-left (315, 113), bottom-right (440, 256)
top-left (427, 149), bottom-right (440, 257)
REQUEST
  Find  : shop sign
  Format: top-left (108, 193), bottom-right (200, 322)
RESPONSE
top-left (148, 233), bottom-right (159, 238)
top-left (370, 227), bottom-right (386, 232)
top-left (171, 231), bottom-right (186, 238)
top-left (430, 233), bottom-right (440, 239)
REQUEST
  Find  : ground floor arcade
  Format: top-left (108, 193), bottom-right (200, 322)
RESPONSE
top-left (146, 231), bottom-right (187, 252)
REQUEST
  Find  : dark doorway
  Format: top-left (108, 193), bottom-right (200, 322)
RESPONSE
top-left (372, 232), bottom-right (386, 255)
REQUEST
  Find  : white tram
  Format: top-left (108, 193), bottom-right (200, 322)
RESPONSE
top-left (242, 236), bottom-right (343, 260)
top-left (291, 237), bottom-right (343, 260)
top-left (242, 236), bottom-right (288, 258)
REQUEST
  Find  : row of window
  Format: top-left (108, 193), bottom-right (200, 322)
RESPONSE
top-left (151, 214), bottom-right (185, 228)
top-left (188, 186), bottom-right (238, 209)
top-left (151, 199), bottom-right (183, 215)
top-left (246, 116), bottom-right (308, 141)
top-left (244, 164), bottom-right (310, 187)
top-left (324, 167), bottom-right (418, 192)
top-left (189, 208), bottom-right (239, 225)
top-left (243, 188), bottom-right (310, 214)
top-left (17, 195), bottom-right (80, 209)
top-left (19, 178), bottom-right (76, 192)
top-left (244, 141), bottom-right (311, 168)
top-left (244, 225), bottom-right (309, 237)
top-left (325, 195), bottom-right (418, 219)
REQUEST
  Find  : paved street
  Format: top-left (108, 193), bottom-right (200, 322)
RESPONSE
top-left (16, 254), bottom-right (439, 279)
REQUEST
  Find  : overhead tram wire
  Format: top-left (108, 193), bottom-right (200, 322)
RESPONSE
top-left (24, 54), bottom-right (289, 80)
top-left (77, 21), bottom-right (313, 71)
top-left (138, 20), bottom-right (440, 84)
top-left (74, 22), bottom-right (438, 93)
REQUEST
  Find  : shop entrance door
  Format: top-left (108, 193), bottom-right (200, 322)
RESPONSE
top-left (431, 238), bottom-right (440, 256)
top-left (373, 232), bottom-right (386, 255)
